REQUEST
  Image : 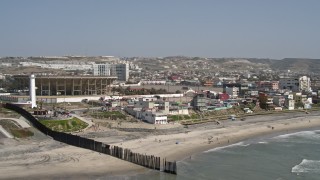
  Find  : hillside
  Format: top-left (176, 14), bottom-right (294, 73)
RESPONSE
top-left (270, 58), bottom-right (320, 73)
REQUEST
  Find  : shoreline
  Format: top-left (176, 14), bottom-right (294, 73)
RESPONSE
top-left (111, 113), bottom-right (320, 163)
top-left (1, 112), bottom-right (320, 179)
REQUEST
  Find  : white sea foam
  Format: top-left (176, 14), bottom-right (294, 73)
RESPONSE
top-left (292, 159), bottom-right (320, 173)
top-left (257, 141), bottom-right (268, 144)
top-left (204, 142), bottom-right (249, 153)
top-left (274, 130), bottom-right (320, 141)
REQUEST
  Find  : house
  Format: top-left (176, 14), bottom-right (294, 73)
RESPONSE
top-left (284, 99), bottom-right (295, 110)
top-left (138, 111), bottom-right (167, 124)
top-left (225, 86), bottom-right (239, 99)
top-left (124, 98), bottom-right (169, 124)
top-left (273, 95), bottom-right (285, 107)
top-left (191, 94), bottom-right (209, 111)
top-left (256, 81), bottom-right (279, 91)
top-left (218, 93), bottom-right (230, 101)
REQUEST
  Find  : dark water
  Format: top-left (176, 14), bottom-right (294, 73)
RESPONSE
top-left (106, 129), bottom-right (320, 180)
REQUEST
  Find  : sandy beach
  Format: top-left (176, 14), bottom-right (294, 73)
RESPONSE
top-left (110, 111), bottom-right (320, 161)
top-left (1, 111), bottom-right (320, 179)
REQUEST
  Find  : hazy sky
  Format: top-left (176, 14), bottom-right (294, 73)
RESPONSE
top-left (1, 0), bottom-right (320, 59)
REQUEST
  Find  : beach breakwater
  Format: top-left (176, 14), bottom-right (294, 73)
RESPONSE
top-left (4, 103), bottom-right (177, 175)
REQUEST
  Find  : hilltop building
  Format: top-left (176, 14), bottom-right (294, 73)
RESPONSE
top-left (93, 63), bottom-right (129, 81)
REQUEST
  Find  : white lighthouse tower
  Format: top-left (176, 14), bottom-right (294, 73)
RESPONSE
top-left (30, 74), bottom-right (37, 108)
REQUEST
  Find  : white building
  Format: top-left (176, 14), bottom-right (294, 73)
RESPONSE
top-left (137, 111), bottom-right (167, 124)
top-left (124, 98), bottom-right (169, 124)
top-left (285, 99), bottom-right (295, 110)
top-left (93, 63), bottom-right (129, 81)
top-left (225, 87), bottom-right (239, 98)
top-left (279, 76), bottom-right (311, 92)
top-left (299, 76), bottom-right (311, 92)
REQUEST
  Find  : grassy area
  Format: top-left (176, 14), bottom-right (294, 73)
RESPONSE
top-left (180, 108), bottom-right (317, 125)
top-left (10, 129), bottom-right (34, 138)
top-left (40, 117), bottom-right (88, 132)
top-left (0, 119), bottom-right (34, 138)
top-left (90, 111), bottom-right (126, 120)
top-left (168, 114), bottom-right (197, 121)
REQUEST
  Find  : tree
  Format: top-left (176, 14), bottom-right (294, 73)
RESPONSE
top-left (111, 87), bottom-right (117, 95)
top-left (295, 102), bottom-right (304, 108)
top-left (150, 88), bottom-right (156, 94)
top-left (125, 86), bottom-right (131, 95)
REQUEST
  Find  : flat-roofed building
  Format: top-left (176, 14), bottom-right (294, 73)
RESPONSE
top-left (279, 76), bottom-right (311, 92)
top-left (93, 63), bottom-right (129, 81)
top-left (13, 75), bottom-right (117, 96)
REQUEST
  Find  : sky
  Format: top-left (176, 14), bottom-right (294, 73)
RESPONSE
top-left (0, 0), bottom-right (320, 59)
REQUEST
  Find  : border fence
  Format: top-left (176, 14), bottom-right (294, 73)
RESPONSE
top-left (4, 103), bottom-right (177, 174)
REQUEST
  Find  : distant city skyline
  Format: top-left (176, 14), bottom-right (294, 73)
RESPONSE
top-left (1, 0), bottom-right (320, 59)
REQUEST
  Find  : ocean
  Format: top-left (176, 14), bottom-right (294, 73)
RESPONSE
top-left (109, 129), bottom-right (320, 180)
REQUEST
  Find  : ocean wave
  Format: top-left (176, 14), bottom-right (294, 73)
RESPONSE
top-left (257, 141), bottom-right (268, 144)
top-left (204, 142), bottom-right (249, 153)
top-left (273, 130), bottom-right (320, 141)
top-left (292, 159), bottom-right (320, 174)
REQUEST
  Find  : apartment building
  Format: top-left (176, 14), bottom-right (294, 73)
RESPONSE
top-left (256, 81), bottom-right (279, 91)
top-left (93, 63), bottom-right (129, 81)
top-left (279, 76), bottom-right (311, 92)
top-left (225, 87), bottom-right (239, 98)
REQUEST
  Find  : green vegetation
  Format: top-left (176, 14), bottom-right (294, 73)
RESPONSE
top-left (168, 113), bottom-right (199, 121)
top-left (190, 113), bottom-right (200, 119)
top-left (168, 115), bottom-right (181, 121)
top-left (10, 129), bottom-right (34, 138)
top-left (90, 111), bottom-right (126, 120)
top-left (40, 117), bottom-right (88, 132)
top-left (0, 119), bottom-right (34, 138)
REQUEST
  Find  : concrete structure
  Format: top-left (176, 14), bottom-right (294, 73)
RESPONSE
top-left (140, 80), bottom-right (166, 85)
top-left (285, 99), bottom-right (295, 110)
top-left (225, 86), bottom-right (239, 98)
top-left (223, 83), bottom-right (247, 96)
top-left (14, 75), bottom-right (117, 96)
top-left (30, 74), bottom-right (37, 108)
top-left (256, 81), bottom-right (279, 91)
top-left (124, 98), bottom-right (169, 124)
top-left (279, 76), bottom-right (311, 92)
top-left (299, 76), bottom-right (311, 92)
top-left (273, 95), bottom-right (285, 107)
top-left (93, 63), bottom-right (129, 81)
top-left (191, 94), bottom-right (209, 111)
top-left (138, 111), bottom-right (167, 124)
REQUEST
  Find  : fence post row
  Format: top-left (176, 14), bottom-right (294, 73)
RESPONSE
top-left (3, 103), bottom-right (177, 175)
